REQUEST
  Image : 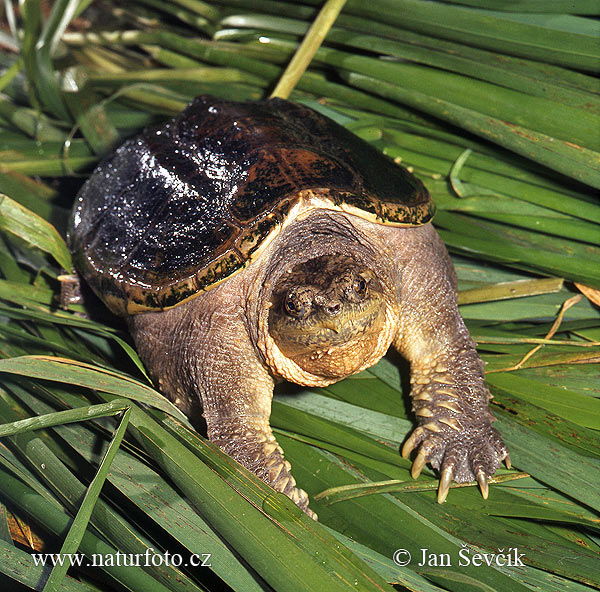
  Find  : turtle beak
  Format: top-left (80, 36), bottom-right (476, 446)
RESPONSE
top-left (320, 320), bottom-right (340, 333)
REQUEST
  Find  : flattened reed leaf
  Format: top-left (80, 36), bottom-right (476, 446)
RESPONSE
top-left (279, 437), bottom-right (532, 592)
top-left (457, 278), bottom-right (563, 305)
top-left (41, 405), bottom-right (132, 592)
top-left (496, 417), bottom-right (600, 513)
top-left (0, 194), bottom-right (71, 271)
top-left (487, 372), bottom-right (600, 430)
top-left (438, 0), bottom-right (600, 12)
top-left (115, 403), bottom-right (394, 592)
top-left (0, 399), bottom-right (130, 438)
top-left (347, 73), bottom-right (600, 188)
top-left (435, 212), bottom-right (600, 289)
top-left (483, 499), bottom-right (600, 532)
top-left (0, 304), bottom-right (150, 379)
top-left (328, 530), bottom-right (448, 592)
top-left (0, 94), bottom-right (66, 142)
top-left (0, 537), bottom-right (98, 592)
top-left (223, 14), bottom-right (600, 113)
top-left (0, 356), bottom-right (184, 420)
top-left (11, 377), bottom-right (393, 592)
top-left (0, 468), bottom-right (173, 592)
top-left (340, 0), bottom-right (600, 70)
top-left (63, 89), bottom-right (120, 157)
top-left (0, 392), bottom-right (207, 592)
top-left (13, 384), bottom-right (265, 592)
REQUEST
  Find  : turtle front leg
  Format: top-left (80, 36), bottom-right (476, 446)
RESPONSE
top-left (205, 410), bottom-right (314, 518)
top-left (199, 363), bottom-right (315, 518)
top-left (193, 307), bottom-right (315, 518)
top-left (391, 226), bottom-right (509, 502)
top-left (129, 279), bottom-right (315, 518)
top-left (397, 336), bottom-right (509, 502)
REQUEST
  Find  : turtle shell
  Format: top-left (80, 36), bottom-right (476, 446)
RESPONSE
top-left (69, 96), bottom-right (434, 315)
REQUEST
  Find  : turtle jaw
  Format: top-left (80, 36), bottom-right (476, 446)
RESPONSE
top-left (267, 254), bottom-right (388, 379)
top-left (282, 311), bottom-right (387, 379)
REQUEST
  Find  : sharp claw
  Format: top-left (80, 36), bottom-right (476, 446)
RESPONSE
top-left (504, 454), bottom-right (512, 469)
top-left (305, 507), bottom-right (318, 520)
top-left (411, 449), bottom-right (427, 479)
top-left (437, 465), bottom-right (453, 504)
top-left (477, 471), bottom-right (489, 500)
top-left (401, 427), bottom-right (423, 459)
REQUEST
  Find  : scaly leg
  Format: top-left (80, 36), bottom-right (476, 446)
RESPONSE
top-left (390, 225), bottom-right (509, 502)
top-left (129, 273), bottom-right (315, 518)
top-left (205, 412), bottom-right (313, 516)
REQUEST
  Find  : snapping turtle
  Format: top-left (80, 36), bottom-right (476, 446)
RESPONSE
top-left (69, 96), bottom-right (509, 517)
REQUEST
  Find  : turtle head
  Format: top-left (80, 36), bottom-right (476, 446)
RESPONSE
top-left (268, 254), bottom-right (387, 378)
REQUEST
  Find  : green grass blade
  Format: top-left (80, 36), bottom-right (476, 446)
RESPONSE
top-left (41, 406), bottom-right (131, 592)
top-left (0, 467), bottom-right (174, 592)
top-left (0, 400), bottom-right (130, 437)
top-left (434, 211), bottom-right (600, 288)
top-left (496, 417), bottom-right (600, 513)
top-left (279, 437), bottom-right (533, 592)
top-left (0, 194), bottom-right (71, 270)
top-left (111, 400), bottom-right (394, 592)
top-left (0, 355), bottom-right (185, 419)
top-left (346, 73), bottom-right (600, 188)
top-left (13, 383), bottom-right (266, 592)
top-left (341, 0), bottom-right (600, 70)
top-left (26, 0), bottom-right (80, 120)
top-left (0, 538), bottom-right (98, 592)
top-left (0, 392), bottom-right (209, 592)
top-left (222, 15), bottom-right (600, 113)
top-left (457, 278), bottom-right (564, 305)
top-left (436, 0), bottom-right (600, 13)
top-left (2, 375), bottom-right (393, 592)
top-left (0, 94), bottom-right (66, 141)
top-left (63, 89), bottom-right (120, 156)
top-left (487, 372), bottom-right (600, 430)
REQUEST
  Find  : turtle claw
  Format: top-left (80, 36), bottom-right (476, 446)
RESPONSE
top-left (476, 471), bottom-right (489, 500)
top-left (214, 428), bottom-right (317, 518)
top-left (402, 426), bottom-right (425, 459)
top-left (403, 421), bottom-right (507, 504)
top-left (303, 506), bottom-right (318, 520)
top-left (266, 454), bottom-right (317, 519)
top-left (437, 465), bottom-right (453, 504)
top-left (411, 448), bottom-right (427, 479)
top-left (287, 484), bottom-right (318, 520)
top-left (504, 454), bottom-right (512, 469)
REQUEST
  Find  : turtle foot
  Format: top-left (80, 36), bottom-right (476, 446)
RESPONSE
top-left (257, 443), bottom-right (317, 519)
top-left (402, 423), bottom-right (509, 504)
top-left (216, 430), bottom-right (317, 519)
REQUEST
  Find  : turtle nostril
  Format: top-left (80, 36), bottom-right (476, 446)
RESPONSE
top-left (327, 302), bottom-right (342, 316)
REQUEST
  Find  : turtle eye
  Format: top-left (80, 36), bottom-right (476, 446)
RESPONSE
top-left (353, 276), bottom-right (368, 298)
top-left (284, 293), bottom-right (309, 319)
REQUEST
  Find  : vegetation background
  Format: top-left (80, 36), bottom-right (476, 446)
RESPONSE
top-left (0, 1), bottom-right (598, 591)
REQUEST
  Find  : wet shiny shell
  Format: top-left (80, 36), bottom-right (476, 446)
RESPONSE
top-left (69, 96), bottom-right (434, 315)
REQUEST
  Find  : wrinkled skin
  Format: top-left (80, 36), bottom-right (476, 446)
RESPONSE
top-left (129, 209), bottom-right (509, 518)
